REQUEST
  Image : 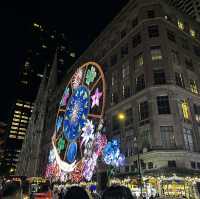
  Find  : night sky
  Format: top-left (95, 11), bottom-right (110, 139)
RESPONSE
top-left (0, 0), bottom-right (129, 122)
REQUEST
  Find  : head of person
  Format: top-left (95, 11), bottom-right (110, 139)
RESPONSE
top-left (3, 183), bottom-right (20, 199)
top-left (102, 185), bottom-right (133, 199)
top-left (64, 186), bottom-right (90, 199)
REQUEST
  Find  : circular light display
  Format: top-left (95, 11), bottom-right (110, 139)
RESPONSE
top-left (47, 62), bottom-right (107, 182)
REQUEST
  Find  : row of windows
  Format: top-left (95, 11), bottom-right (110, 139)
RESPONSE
top-left (101, 8), bottom-right (199, 62)
top-left (112, 98), bottom-right (200, 132)
top-left (9, 134), bottom-right (24, 139)
top-left (109, 24), bottom-right (200, 67)
top-left (111, 70), bottom-right (199, 105)
top-left (125, 161), bottom-right (154, 173)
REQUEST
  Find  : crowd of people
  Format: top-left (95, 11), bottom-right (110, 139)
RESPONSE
top-left (53, 185), bottom-right (159, 199)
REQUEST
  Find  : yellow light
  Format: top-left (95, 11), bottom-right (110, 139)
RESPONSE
top-left (117, 112), bottom-right (126, 121)
top-left (33, 23), bottom-right (40, 28)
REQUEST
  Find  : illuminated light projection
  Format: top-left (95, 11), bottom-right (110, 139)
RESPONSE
top-left (45, 62), bottom-right (124, 182)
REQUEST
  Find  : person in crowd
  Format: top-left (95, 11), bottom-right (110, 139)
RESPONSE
top-left (64, 186), bottom-right (90, 199)
top-left (102, 185), bottom-right (134, 199)
top-left (2, 183), bottom-right (21, 199)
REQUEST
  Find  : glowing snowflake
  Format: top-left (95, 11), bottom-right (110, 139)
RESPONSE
top-left (86, 66), bottom-right (96, 85)
top-left (57, 138), bottom-right (65, 151)
top-left (81, 119), bottom-right (95, 147)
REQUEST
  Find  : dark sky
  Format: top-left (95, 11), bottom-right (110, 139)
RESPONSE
top-left (0, 0), bottom-right (129, 122)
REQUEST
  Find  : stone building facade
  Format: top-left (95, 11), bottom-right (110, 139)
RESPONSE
top-left (17, 0), bottom-right (200, 187)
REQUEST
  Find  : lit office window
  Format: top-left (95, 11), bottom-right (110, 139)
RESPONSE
top-left (13, 118), bottom-right (20, 122)
top-left (21, 120), bottom-right (28, 123)
top-left (190, 29), bottom-right (196, 38)
top-left (15, 111), bottom-right (21, 114)
top-left (9, 135), bottom-right (16, 138)
top-left (11, 126), bottom-right (18, 130)
top-left (12, 122), bottom-right (19, 126)
top-left (19, 128), bottom-right (26, 131)
top-left (18, 132), bottom-right (25, 135)
top-left (178, 20), bottom-right (184, 30)
top-left (14, 115), bottom-right (20, 118)
top-left (16, 103), bottom-right (23, 107)
top-left (150, 46), bottom-right (162, 60)
top-left (24, 105), bottom-right (31, 108)
top-left (181, 100), bottom-right (190, 120)
top-left (10, 130), bottom-right (17, 134)
top-left (18, 136), bottom-right (24, 140)
top-left (21, 116), bottom-right (28, 119)
top-left (190, 80), bottom-right (198, 94)
top-left (183, 127), bottom-right (194, 151)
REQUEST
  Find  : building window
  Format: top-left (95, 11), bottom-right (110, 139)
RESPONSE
top-left (125, 166), bottom-right (129, 172)
top-left (193, 45), bottom-right (200, 57)
top-left (181, 37), bottom-right (189, 50)
top-left (132, 33), bottom-right (141, 48)
top-left (148, 162), bottom-right (153, 169)
top-left (125, 108), bottom-right (133, 126)
top-left (111, 72), bottom-right (117, 87)
top-left (112, 115), bottom-right (120, 131)
top-left (132, 17), bottom-right (138, 28)
top-left (190, 28), bottom-right (196, 38)
top-left (167, 30), bottom-right (176, 42)
top-left (134, 53), bottom-right (143, 69)
top-left (121, 29), bottom-right (126, 39)
top-left (191, 161), bottom-right (196, 169)
top-left (148, 25), bottom-right (159, 38)
top-left (136, 74), bottom-right (145, 92)
top-left (122, 62), bottom-right (129, 80)
top-left (168, 160), bottom-right (176, 168)
top-left (183, 127), bottom-right (194, 151)
top-left (110, 54), bottom-right (117, 66)
top-left (175, 72), bottom-right (185, 88)
top-left (150, 46), bottom-right (162, 60)
top-left (178, 20), bottom-right (184, 30)
top-left (122, 83), bottom-right (131, 99)
top-left (139, 101), bottom-right (149, 121)
top-left (185, 57), bottom-right (194, 71)
top-left (140, 128), bottom-right (151, 148)
top-left (197, 162), bottom-right (200, 169)
top-left (160, 126), bottom-right (175, 148)
top-left (193, 104), bottom-right (200, 122)
top-left (147, 10), bottom-right (155, 18)
top-left (190, 80), bottom-right (198, 94)
top-left (121, 44), bottom-right (128, 58)
top-left (171, 50), bottom-right (180, 65)
top-left (111, 92), bottom-right (118, 105)
top-left (157, 96), bottom-right (170, 114)
top-left (154, 69), bottom-right (166, 85)
top-left (181, 100), bottom-right (190, 120)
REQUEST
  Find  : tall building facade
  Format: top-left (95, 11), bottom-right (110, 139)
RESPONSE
top-left (165, 0), bottom-right (200, 22)
top-left (18, 0), bottom-right (200, 197)
top-left (5, 23), bottom-right (76, 173)
top-left (0, 121), bottom-right (7, 174)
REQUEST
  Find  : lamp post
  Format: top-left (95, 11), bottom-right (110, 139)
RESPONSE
top-left (133, 137), bottom-right (143, 196)
top-left (117, 112), bottom-right (126, 174)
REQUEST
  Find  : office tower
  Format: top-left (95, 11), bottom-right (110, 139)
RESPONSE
top-left (0, 121), bottom-right (7, 174)
top-left (5, 23), bottom-right (76, 173)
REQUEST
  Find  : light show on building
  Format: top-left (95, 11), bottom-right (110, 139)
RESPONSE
top-left (45, 61), bottom-right (124, 183)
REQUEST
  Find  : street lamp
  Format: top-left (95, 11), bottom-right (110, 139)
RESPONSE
top-left (134, 137), bottom-right (143, 196)
top-left (117, 112), bottom-right (126, 121)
